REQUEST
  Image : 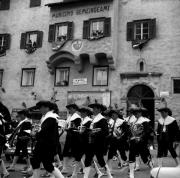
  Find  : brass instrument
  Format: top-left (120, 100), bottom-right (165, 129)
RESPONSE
top-left (130, 123), bottom-right (144, 141)
top-left (113, 127), bottom-right (125, 139)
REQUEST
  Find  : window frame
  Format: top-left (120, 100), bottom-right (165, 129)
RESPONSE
top-left (89, 18), bottom-right (105, 38)
top-left (20, 30), bottom-right (43, 49)
top-left (54, 67), bottom-right (70, 87)
top-left (26, 31), bottom-right (38, 47)
top-left (0, 69), bottom-right (4, 87)
top-left (83, 17), bottom-right (111, 40)
top-left (48, 22), bottom-right (73, 42)
top-left (92, 66), bottom-right (109, 86)
top-left (127, 18), bottom-right (156, 42)
top-left (55, 22), bottom-right (69, 42)
top-left (134, 20), bottom-right (150, 41)
top-left (0, 33), bottom-right (10, 50)
top-left (172, 77), bottom-right (180, 94)
top-left (0, 0), bottom-right (10, 10)
top-left (21, 68), bottom-right (36, 87)
top-left (30, 0), bottom-right (41, 8)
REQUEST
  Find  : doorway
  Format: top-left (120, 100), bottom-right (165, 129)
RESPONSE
top-left (127, 84), bottom-right (155, 127)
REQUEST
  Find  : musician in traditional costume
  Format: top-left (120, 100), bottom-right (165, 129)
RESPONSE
top-left (107, 110), bottom-right (129, 173)
top-left (0, 113), bottom-right (9, 178)
top-left (124, 104), bottom-right (137, 126)
top-left (61, 104), bottom-right (82, 176)
top-left (125, 105), bottom-right (142, 172)
top-left (157, 107), bottom-right (180, 167)
top-left (128, 106), bottom-right (153, 178)
top-left (8, 109), bottom-right (32, 172)
top-left (74, 107), bottom-right (92, 174)
top-left (83, 103), bottom-right (113, 178)
top-left (30, 101), bottom-right (64, 178)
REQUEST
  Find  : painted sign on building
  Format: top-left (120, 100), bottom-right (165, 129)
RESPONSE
top-left (52, 4), bottom-right (111, 18)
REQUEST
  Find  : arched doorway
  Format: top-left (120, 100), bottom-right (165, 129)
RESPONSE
top-left (127, 84), bottom-right (155, 127)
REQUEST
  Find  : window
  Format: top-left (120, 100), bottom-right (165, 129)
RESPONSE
top-left (0, 0), bottom-right (10, 10)
top-left (0, 70), bottom-right (3, 86)
top-left (21, 68), bottom-right (35, 87)
top-left (48, 22), bottom-right (73, 42)
top-left (56, 24), bottom-right (68, 42)
top-left (139, 61), bottom-right (144, 72)
top-left (0, 34), bottom-right (10, 50)
top-left (20, 31), bottom-right (43, 49)
top-left (127, 19), bottom-right (156, 41)
top-left (83, 18), bottom-right (111, 40)
top-left (135, 22), bottom-right (149, 40)
top-left (172, 78), bottom-right (180, 94)
top-left (93, 66), bottom-right (108, 86)
top-left (55, 68), bottom-right (69, 86)
top-left (30, 0), bottom-right (41, 8)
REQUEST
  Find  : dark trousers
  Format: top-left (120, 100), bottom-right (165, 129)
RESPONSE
top-left (63, 131), bottom-right (83, 161)
top-left (31, 143), bottom-right (56, 173)
top-left (129, 139), bottom-right (151, 163)
top-left (14, 140), bottom-right (29, 158)
top-left (84, 143), bottom-right (106, 167)
top-left (108, 137), bottom-right (127, 161)
top-left (157, 141), bottom-right (177, 158)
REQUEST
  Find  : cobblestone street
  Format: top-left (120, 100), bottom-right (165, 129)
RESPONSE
top-left (4, 149), bottom-right (178, 178)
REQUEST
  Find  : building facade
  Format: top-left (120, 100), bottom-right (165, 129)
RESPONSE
top-left (0, 0), bottom-right (180, 125)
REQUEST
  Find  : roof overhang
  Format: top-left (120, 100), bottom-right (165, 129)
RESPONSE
top-left (45, 0), bottom-right (113, 7)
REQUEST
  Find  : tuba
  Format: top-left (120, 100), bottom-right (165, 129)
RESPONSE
top-left (130, 123), bottom-right (144, 141)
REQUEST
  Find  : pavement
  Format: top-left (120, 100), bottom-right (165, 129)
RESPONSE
top-left (2, 147), bottom-right (179, 178)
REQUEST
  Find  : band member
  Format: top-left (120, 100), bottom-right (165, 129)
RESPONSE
top-left (0, 113), bottom-right (9, 178)
top-left (128, 106), bottom-right (153, 178)
top-left (61, 104), bottom-right (82, 176)
top-left (157, 107), bottom-right (180, 166)
top-left (83, 103), bottom-right (113, 178)
top-left (107, 110), bottom-right (129, 173)
top-left (124, 104), bottom-right (137, 125)
top-left (30, 101), bottom-right (64, 178)
top-left (0, 102), bottom-right (11, 134)
top-left (8, 109), bottom-right (32, 172)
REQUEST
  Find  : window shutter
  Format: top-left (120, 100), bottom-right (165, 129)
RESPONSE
top-left (149, 18), bottom-right (156, 39)
top-left (67, 22), bottom-right (73, 40)
top-left (0, 0), bottom-right (10, 10)
top-left (36, 31), bottom-right (43, 48)
top-left (83, 20), bottom-right (90, 39)
top-left (30, 0), bottom-right (41, 8)
top-left (104, 18), bottom-right (111, 37)
top-left (20, 33), bottom-right (27, 49)
top-left (48, 24), bottom-right (55, 42)
top-left (4, 34), bottom-right (10, 50)
top-left (127, 22), bottom-right (134, 41)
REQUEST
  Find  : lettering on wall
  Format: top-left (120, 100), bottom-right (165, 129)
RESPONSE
top-left (52, 5), bottom-right (110, 18)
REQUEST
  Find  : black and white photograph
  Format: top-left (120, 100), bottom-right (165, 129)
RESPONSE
top-left (0, 0), bottom-right (180, 178)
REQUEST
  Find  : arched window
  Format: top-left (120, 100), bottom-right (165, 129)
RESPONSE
top-left (140, 61), bottom-right (144, 72)
top-left (137, 58), bottom-right (146, 72)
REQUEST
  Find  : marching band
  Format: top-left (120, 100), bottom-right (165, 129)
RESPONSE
top-left (0, 100), bottom-right (179, 178)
